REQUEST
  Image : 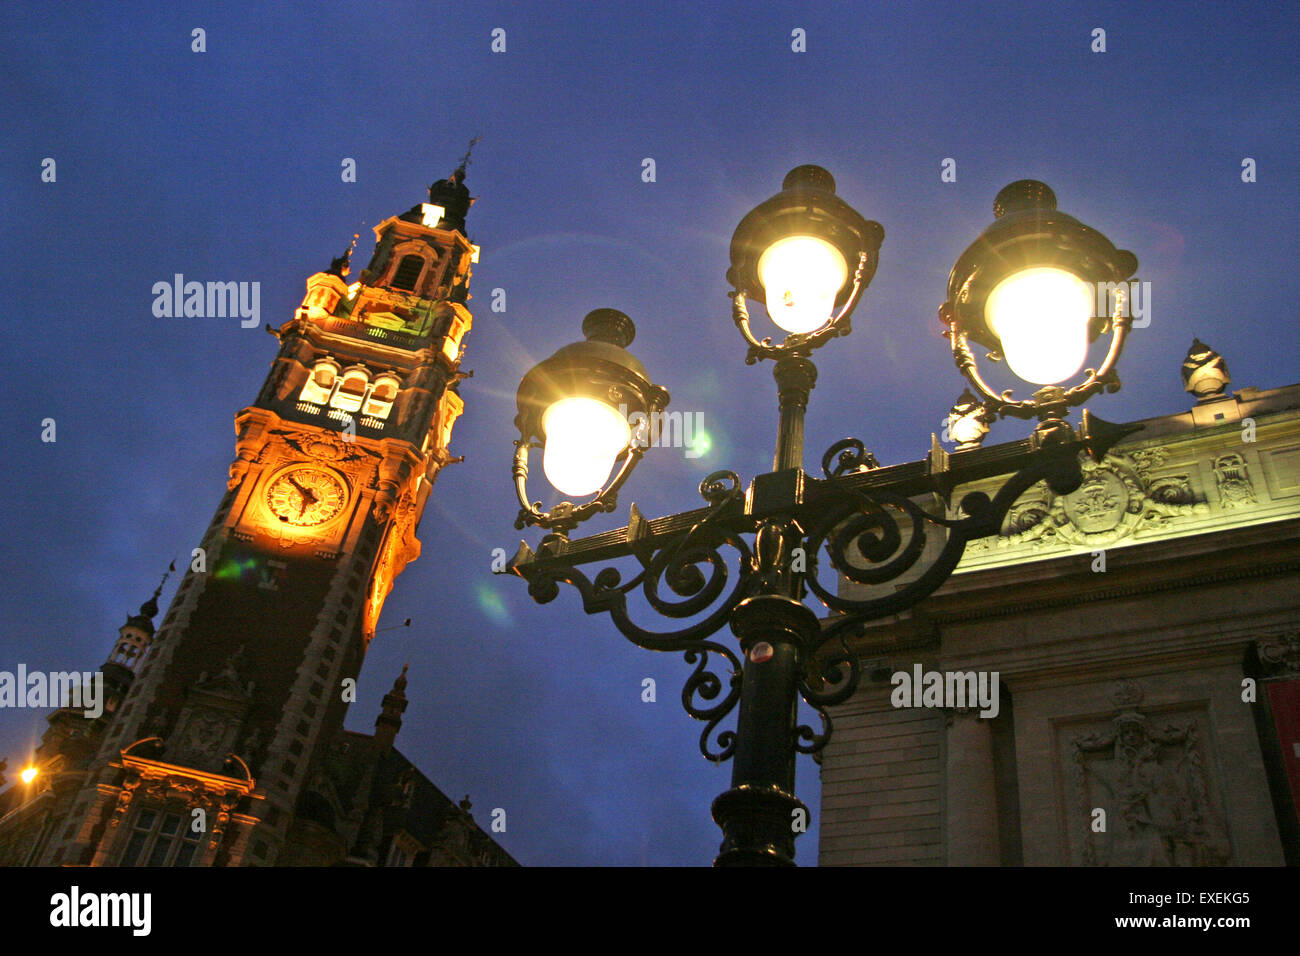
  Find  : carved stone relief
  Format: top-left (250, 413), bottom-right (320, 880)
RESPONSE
top-left (1213, 453), bottom-right (1257, 509)
top-left (165, 648), bottom-right (252, 774)
top-left (970, 451), bottom-right (1209, 553)
top-left (1063, 700), bottom-right (1231, 866)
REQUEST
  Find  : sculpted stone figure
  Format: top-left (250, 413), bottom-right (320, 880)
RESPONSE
top-left (1073, 712), bottom-right (1230, 865)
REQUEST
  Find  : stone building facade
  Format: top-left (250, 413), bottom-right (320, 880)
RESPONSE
top-left (819, 347), bottom-right (1300, 866)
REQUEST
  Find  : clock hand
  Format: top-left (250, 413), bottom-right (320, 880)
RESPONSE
top-left (288, 476), bottom-right (315, 500)
top-left (287, 476), bottom-right (319, 514)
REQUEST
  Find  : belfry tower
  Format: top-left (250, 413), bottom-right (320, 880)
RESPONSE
top-left (20, 164), bottom-right (482, 866)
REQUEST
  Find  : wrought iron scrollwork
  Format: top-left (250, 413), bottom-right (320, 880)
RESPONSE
top-left (794, 635), bottom-right (861, 755)
top-left (806, 439), bottom-right (1085, 630)
top-left (801, 487), bottom-right (936, 613)
top-left (512, 423), bottom-right (1106, 766)
top-left (682, 642), bottom-right (742, 762)
top-left (699, 469), bottom-right (741, 504)
top-left (518, 523), bottom-right (753, 650)
top-left (511, 471), bottom-right (753, 760)
top-left (821, 438), bottom-right (879, 478)
top-left (794, 709), bottom-right (831, 755)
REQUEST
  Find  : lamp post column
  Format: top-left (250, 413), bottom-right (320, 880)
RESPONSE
top-left (771, 354), bottom-right (817, 472)
top-left (713, 595), bottom-right (818, 866)
top-left (711, 353), bottom-right (820, 867)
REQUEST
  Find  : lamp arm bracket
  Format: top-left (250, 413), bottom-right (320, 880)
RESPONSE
top-left (508, 509), bottom-right (752, 762)
top-left (798, 447), bottom-right (1084, 621)
top-left (506, 429), bottom-right (1139, 763)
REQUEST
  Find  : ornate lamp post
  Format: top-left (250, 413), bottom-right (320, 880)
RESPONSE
top-left (503, 167), bottom-right (1140, 866)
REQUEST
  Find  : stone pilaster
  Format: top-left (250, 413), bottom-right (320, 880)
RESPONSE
top-left (945, 708), bottom-right (1001, 865)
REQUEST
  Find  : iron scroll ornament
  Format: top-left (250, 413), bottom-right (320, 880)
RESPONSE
top-left (505, 421), bottom-right (1132, 760)
top-left (516, 471), bottom-right (752, 762)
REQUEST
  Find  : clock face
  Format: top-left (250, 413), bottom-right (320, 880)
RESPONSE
top-left (266, 467), bottom-right (348, 527)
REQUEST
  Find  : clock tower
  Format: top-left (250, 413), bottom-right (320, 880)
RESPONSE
top-left (40, 164), bottom-right (481, 866)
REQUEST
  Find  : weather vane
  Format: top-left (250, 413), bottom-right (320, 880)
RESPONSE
top-left (457, 134), bottom-right (483, 172)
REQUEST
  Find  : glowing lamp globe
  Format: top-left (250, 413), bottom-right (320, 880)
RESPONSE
top-left (757, 235), bottom-right (850, 334)
top-left (944, 179), bottom-right (1137, 391)
top-left (728, 166), bottom-right (883, 339)
top-left (985, 267), bottom-right (1095, 385)
top-left (541, 396), bottom-right (632, 497)
top-left (514, 308), bottom-right (669, 510)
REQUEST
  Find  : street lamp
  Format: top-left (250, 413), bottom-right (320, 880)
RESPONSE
top-left (727, 164), bottom-right (882, 341)
top-left (504, 168), bottom-right (1139, 866)
top-left (512, 308), bottom-right (669, 533)
top-left (942, 179), bottom-right (1139, 428)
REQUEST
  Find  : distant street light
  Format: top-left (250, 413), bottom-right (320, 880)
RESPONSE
top-left (503, 167), bottom-right (1139, 866)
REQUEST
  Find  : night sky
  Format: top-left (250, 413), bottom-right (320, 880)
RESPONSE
top-left (2, 2), bottom-right (1298, 866)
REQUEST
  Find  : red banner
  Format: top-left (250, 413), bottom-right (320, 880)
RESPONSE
top-left (1267, 679), bottom-right (1300, 826)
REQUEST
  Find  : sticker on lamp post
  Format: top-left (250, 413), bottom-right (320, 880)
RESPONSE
top-left (749, 642), bottom-right (775, 664)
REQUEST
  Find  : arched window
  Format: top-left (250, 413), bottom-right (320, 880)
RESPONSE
top-left (331, 368), bottom-right (370, 413)
top-left (390, 254), bottom-right (425, 292)
top-left (298, 359), bottom-right (338, 405)
top-left (363, 374), bottom-right (401, 420)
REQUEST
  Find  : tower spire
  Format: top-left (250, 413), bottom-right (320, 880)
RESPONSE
top-left (373, 663), bottom-right (410, 751)
top-left (137, 560), bottom-right (173, 621)
top-left (456, 134), bottom-right (482, 176)
top-left (110, 562), bottom-right (170, 673)
top-left (427, 141), bottom-right (479, 234)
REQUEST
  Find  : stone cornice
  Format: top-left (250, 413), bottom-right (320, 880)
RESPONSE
top-left (119, 754), bottom-right (255, 795)
top-left (921, 517), bottom-right (1300, 624)
top-left (834, 518), bottom-right (1300, 688)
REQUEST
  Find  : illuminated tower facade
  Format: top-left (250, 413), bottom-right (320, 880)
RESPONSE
top-left (26, 166), bottom-right (480, 866)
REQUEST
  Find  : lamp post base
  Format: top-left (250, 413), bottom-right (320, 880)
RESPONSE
top-left (711, 595), bottom-right (821, 866)
top-left (712, 783), bottom-right (807, 867)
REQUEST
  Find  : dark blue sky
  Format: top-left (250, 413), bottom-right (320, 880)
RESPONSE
top-left (2, 1), bottom-right (1298, 865)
